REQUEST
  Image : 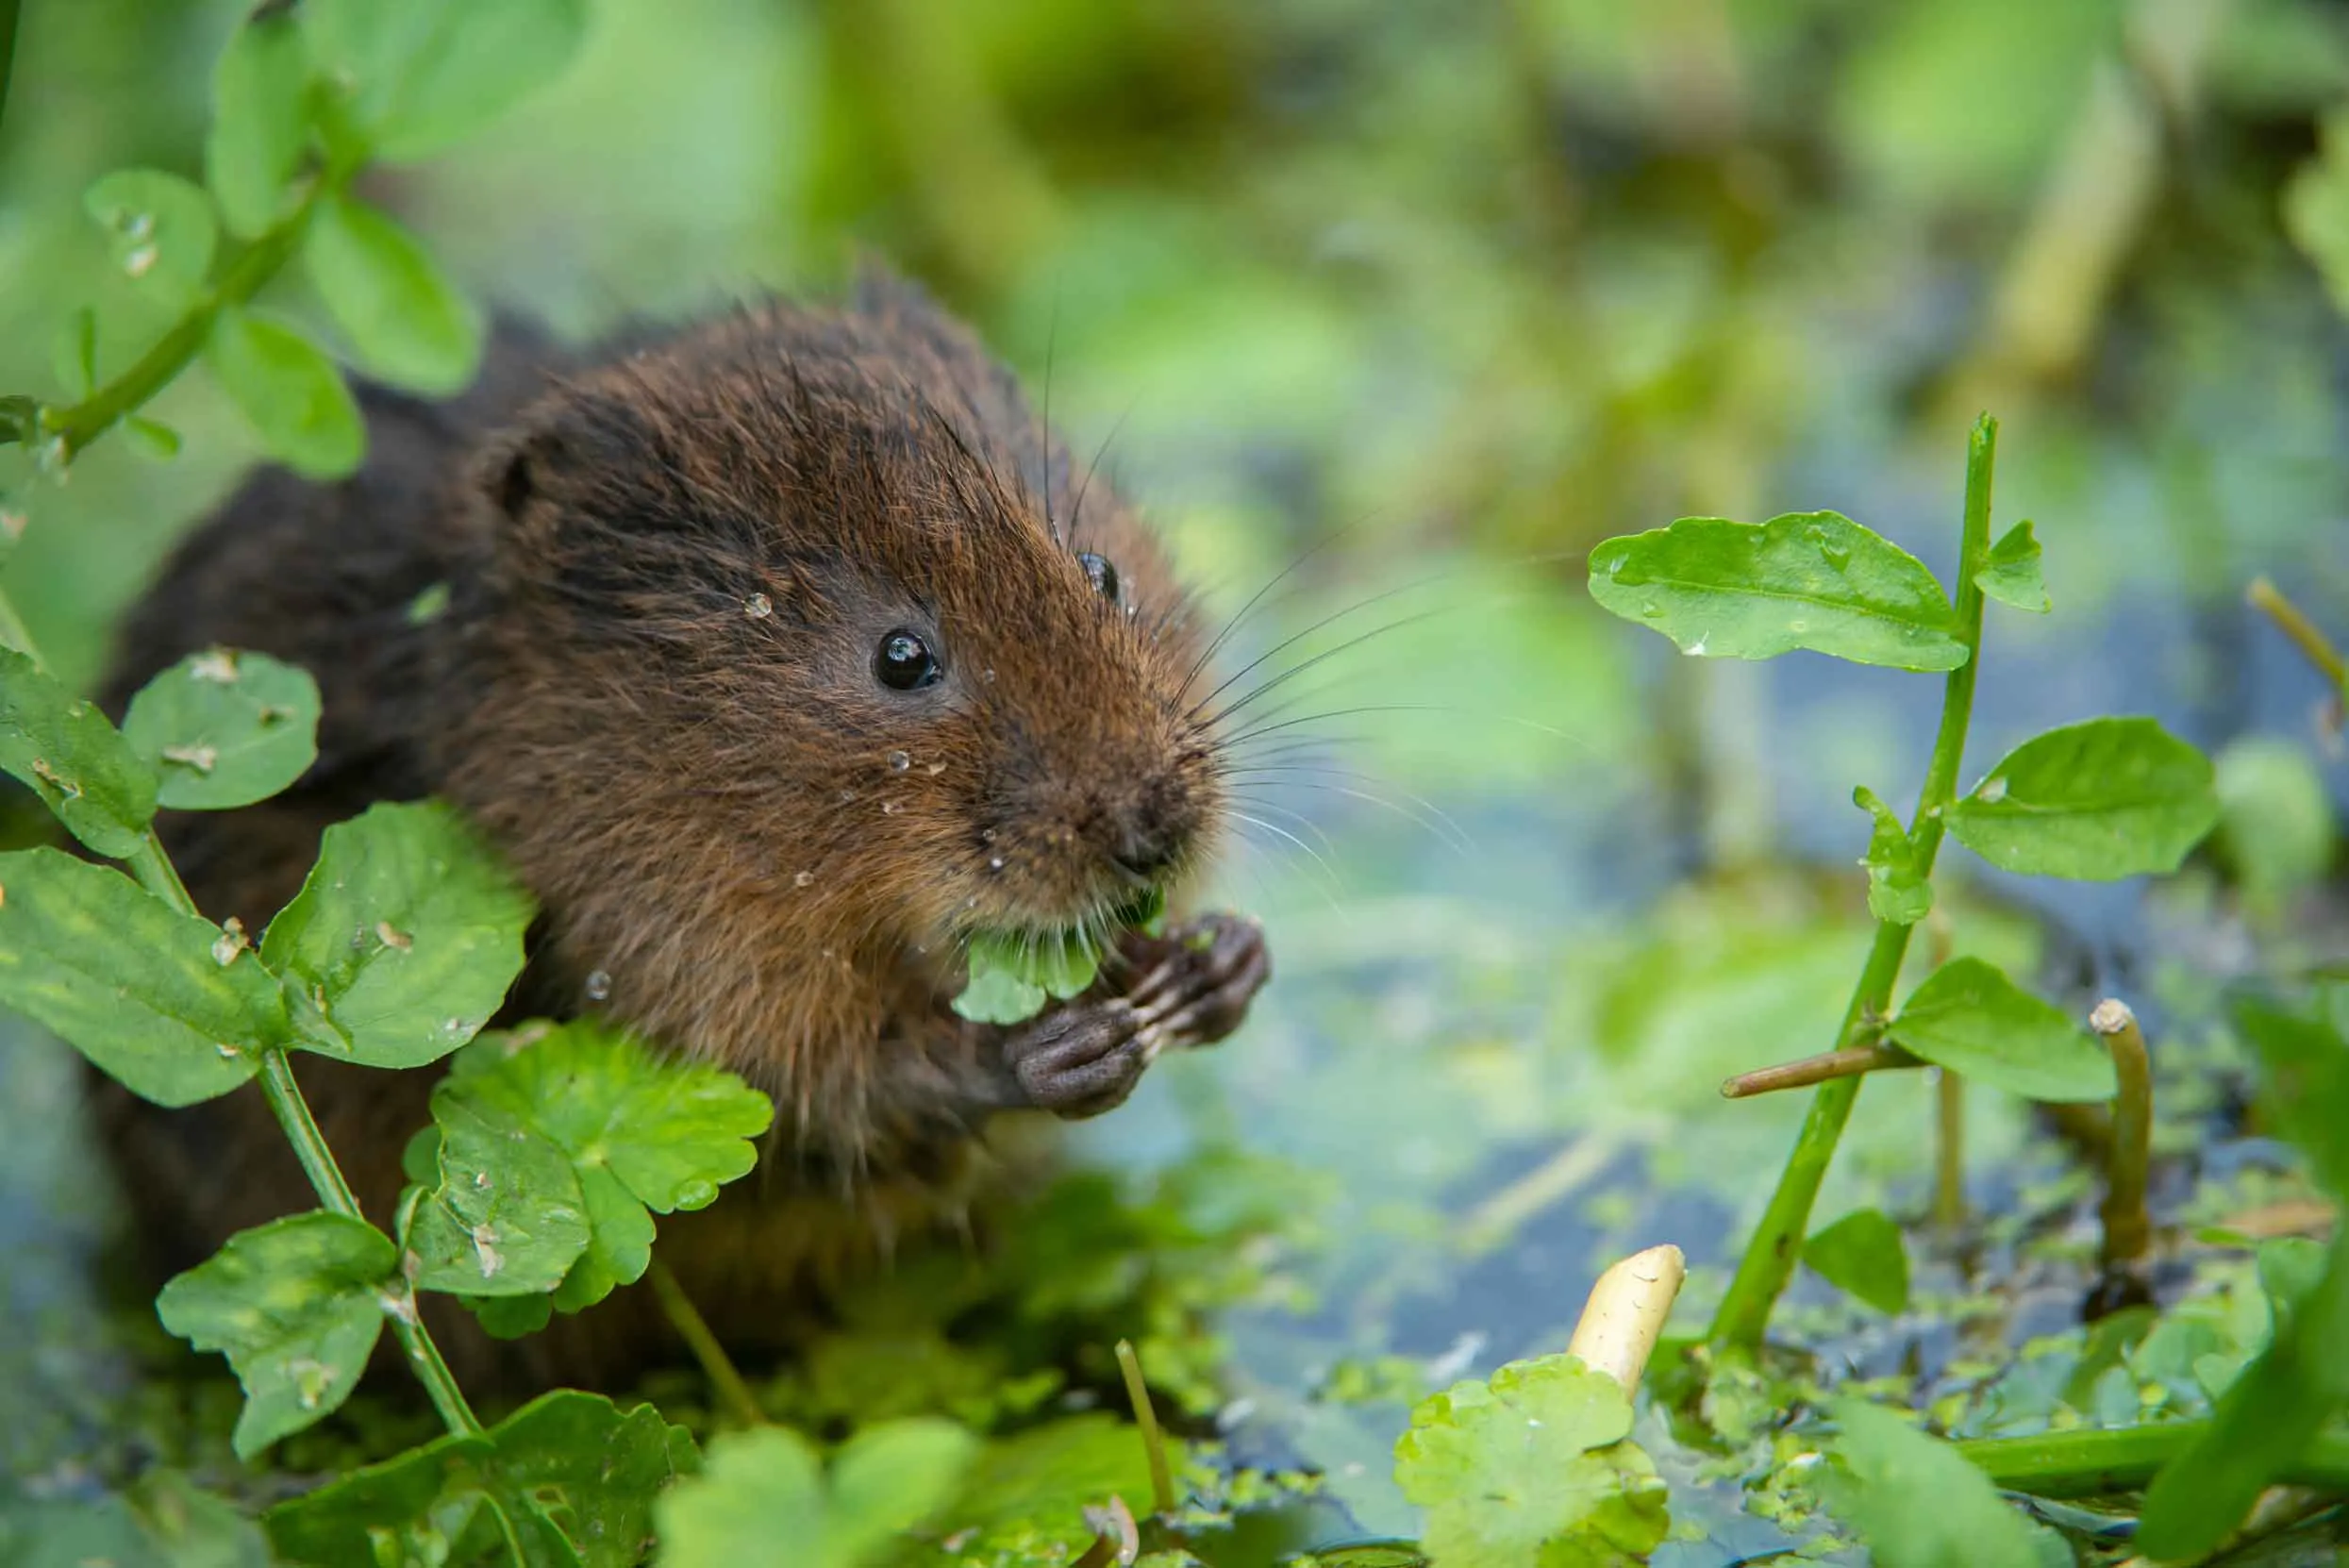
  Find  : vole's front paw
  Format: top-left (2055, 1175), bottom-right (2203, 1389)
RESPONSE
top-left (1120, 912), bottom-right (1271, 1050)
top-left (1001, 1001), bottom-right (1153, 1119)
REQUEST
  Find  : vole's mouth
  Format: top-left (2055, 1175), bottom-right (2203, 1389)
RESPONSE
top-left (947, 887), bottom-right (1168, 1025)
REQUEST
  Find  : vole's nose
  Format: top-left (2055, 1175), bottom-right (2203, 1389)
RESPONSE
top-left (1109, 814), bottom-right (1185, 882)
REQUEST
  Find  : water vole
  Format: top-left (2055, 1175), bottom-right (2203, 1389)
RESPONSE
top-left (93, 273), bottom-right (1271, 1379)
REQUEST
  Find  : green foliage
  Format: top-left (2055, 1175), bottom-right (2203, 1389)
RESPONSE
top-left (1973, 521), bottom-right (2050, 614)
top-left (1853, 786), bottom-right (1932, 926)
top-left (204, 308), bottom-right (366, 479)
top-left (0, 1470), bottom-right (273, 1568)
top-left (206, 8), bottom-right (315, 239)
top-left (1803, 1209), bottom-right (1910, 1315)
top-left (121, 647), bottom-right (321, 809)
top-left (1586, 511), bottom-right (1969, 672)
top-left (1822, 1401), bottom-right (2057, 1568)
top-left (1943, 717), bottom-right (2221, 881)
top-left (658, 1419), bottom-right (975, 1568)
top-left (300, 0), bottom-right (590, 163)
top-left (83, 171), bottom-right (219, 310)
top-left (403, 1085), bottom-right (593, 1298)
top-left (1391, 1354), bottom-right (1669, 1566)
top-left (2286, 109), bottom-right (2349, 319)
top-left (306, 194), bottom-right (485, 394)
top-left (1886, 957), bottom-right (2117, 1103)
top-left (910, 1414), bottom-right (1170, 1565)
top-left (0, 647), bottom-right (158, 857)
top-left (954, 929), bottom-right (1103, 1024)
top-left (2212, 736), bottom-right (2338, 914)
top-left (154, 1211), bottom-right (399, 1459)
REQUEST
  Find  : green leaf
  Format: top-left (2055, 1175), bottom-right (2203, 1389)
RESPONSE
top-left (265, 1390), bottom-right (695, 1568)
top-left (2214, 737), bottom-right (2338, 915)
top-left (1974, 520), bottom-right (2049, 613)
top-left (2286, 110), bottom-right (2349, 321)
top-left (0, 646), bottom-right (158, 857)
top-left (1586, 510), bottom-right (1967, 672)
top-left (51, 306), bottom-right (96, 399)
top-left (952, 929), bottom-right (1104, 1024)
top-left (126, 415), bottom-right (184, 459)
top-left (84, 170), bottom-right (219, 309)
top-left (121, 648), bottom-right (321, 809)
top-left (208, 8), bottom-right (316, 238)
top-left (1392, 1353), bottom-right (1670, 1566)
top-left (1886, 958), bottom-right (2115, 1103)
top-left (206, 308), bottom-right (364, 479)
top-left (1944, 717), bottom-right (2220, 881)
top-left (403, 1089), bottom-right (591, 1295)
top-left (1823, 1401), bottom-right (2057, 1568)
top-left (260, 800), bottom-right (535, 1069)
top-left (1804, 1208), bottom-right (1911, 1314)
top-left (657, 1419), bottom-right (975, 1568)
top-left (300, 0), bottom-right (590, 163)
top-left (155, 1212), bottom-right (397, 1459)
top-left (917, 1414), bottom-right (1165, 1558)
top-left (1854, 785), bottom-right (1932, 926)
top-left (0, 1471), bottom-right (274, 1568)
top-left (0, 848), bottom-right (278, 1106)
top-left (305, 195), bottom-right (483, 394)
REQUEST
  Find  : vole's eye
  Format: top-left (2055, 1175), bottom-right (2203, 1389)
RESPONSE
top-left (875, 628), bottom-right (943, 692)
top-left (1077, 552), bottom-right (1120, 604)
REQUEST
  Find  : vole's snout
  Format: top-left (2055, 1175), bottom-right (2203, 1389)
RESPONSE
top-left (1108, 811), bottom-right (1185, 882)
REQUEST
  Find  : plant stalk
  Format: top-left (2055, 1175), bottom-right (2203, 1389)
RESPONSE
top-left (648, 1258), bottom-right (766, 1429)
top-left (1707, 415), bottom-right (1998, 1356)
top-left (1958, 1422), bottom-right (2349, 1499)
top-left (1115, 1339), bottom-right (1177, 1517)
top-left (2091, 998), bottom-right (2152, 1269)
top-left (1720, 1043), bottom-right (1917, 1099)
top-left (2246, 576), bottom-right (2347, 696)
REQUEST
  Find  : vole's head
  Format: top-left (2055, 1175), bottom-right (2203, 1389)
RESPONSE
top-left (444, 279), bottom-right (1227, 1010)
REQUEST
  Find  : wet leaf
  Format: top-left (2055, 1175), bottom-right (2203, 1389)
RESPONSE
top-left (206, 308), bottom-right (364, 478)
top-left (155, 1212), bottom-right (397, 1459)
top-left (0, 646), bottom-right (158, 857)
top-left (1855, 785), bottom-right (1932, 926)
top-left (1586, 510), bottom-right (1967, 672)
top-left (1805, 1208), bottom-right (1911, 1314)
top-left (265, 1390), bottom-right (694, 1568)
top-left (300, 0), bottom-right (589, 163)
top-left (0, 848), bottom-right (277, 1106)
top-left (658, 1420), bottom-right (974, 1568)
top-left (1392, 1353), bottom-right (1670, 1566)
top-left (208, 8), bottom-right (315, 238)
top-left (1823, 1401), bottom-right (2058, 1568)
top-left (121, 647), bottom-right (321, 809)
top-left (1886, 958), bottom-right (2115, 1103)
top-left (1944, 717), bottom-right (2219, 881)
top-left (305, 194), bottom-right (483, 393)
top-left (403, 1090), bottom-right (591, 1296)
top-left (84, 170), bottom-right (218, 309)
top-left (260, 800), bottom-right (535, 1069)
top-left (1974, 520), bottom-right (2049, 613)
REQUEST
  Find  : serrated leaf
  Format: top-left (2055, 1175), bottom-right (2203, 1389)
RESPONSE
top-left (155, 1212), bottom-right (396, 1459)
top-left (1886, 958), bottom-right (2115, 1103)
top-left (265, 1390), bottom-right (695, 1568)
top-left (305, 195), bottom-right (483, 394)
top-left (1805, 1208), bottom-right (1911, 1314)
top-left (84, 170), bottom-right (218, 309)
top-left (1854, 785), bottom-right (1932, 926)
top-left (121, 647), bottom-right (321, 809)
top-left (1824, 1401), bottom-right (2057, 1568)
top-left (0, 646), bottom-right (158, 857)
top-left (300, 0), bottom-right (589, 163)
top-left (1587, 510), bottom-right (1967, 672)
top-left (1945, 717), bottom-right (2220, 880)
top-left (260, 800), bottom-right (534, 1069)
top-left (1392, 1353), bottom-right (1670, 1566)
top-left (0, 847), bottom-right (277, 1106)
top-left (208, 8), bottom-right (315, 238)
top-left (657, 1419), bottom-right (975, 1568)
top-left (403, 1090), bottom-right (591, 1295)
top-left (1974, 520), bottom-right (2049, 613)
top-left (206, 308), bottom-right (364, 479)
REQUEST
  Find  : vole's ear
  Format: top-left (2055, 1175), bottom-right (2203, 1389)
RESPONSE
top-left (470, 390), bottom-right (648, 534)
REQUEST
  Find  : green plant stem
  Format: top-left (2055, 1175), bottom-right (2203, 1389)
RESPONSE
top-left (1958, 1423), bottom-right (2349, 1499)
top-left (2091, 998), bottom-right (2151, 1269)
top-left (2248, 575), bottom-right (2349, 698)
top-left (647, 1258), bottom-right (765, 1429)
top-left (1933, 1068), bottom-right (1966, 1232)
top-left (1707, 415), bottom-right (1998, 1356)
top-left (1115, 1338), bottom-right (1176, 1517)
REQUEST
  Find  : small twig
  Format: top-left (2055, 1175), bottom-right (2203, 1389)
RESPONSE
top-left (2248, 576), bottom-right (2349, 697)
top-left (646, 1258), bottom-right (765, 1429)
top-left (1113, 1339), bottom-right (1175, 1519)
top-left (1720, 1043), bottom-right (1920, 1099)
top-left (1566, 1243), bottom-right (1687, 1393)
top-left (2091, 999), bottom-right (2153, 1270)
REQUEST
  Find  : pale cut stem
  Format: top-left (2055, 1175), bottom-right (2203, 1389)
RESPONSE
top-left (1567, 1243), bottom-right (1688, 1394)
top-left (2091, 998), bottom-right (2153, 1269)
top-left (1720, 1043), bottom-right (1919, 1099)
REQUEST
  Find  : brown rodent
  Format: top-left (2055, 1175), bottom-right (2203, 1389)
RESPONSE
top-left (92, 273), bottom-right (1271, 1383)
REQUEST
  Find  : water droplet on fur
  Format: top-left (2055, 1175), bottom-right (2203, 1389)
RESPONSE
top-left (980, 827), bottom-right (997, 842)
top-left (742, 592), bottom-right (773, 620)
top-left (839, 789), bottom-right (857, 804)
top-left (584, 969), bottom-right (612, 1002)
top-left (881, 800), bottom-right (901, 815)
top-left (988, 857), bottom-right (1006, 872)
top-left (793, 871), bottom-right (814, 888)
top-left (981, 668), bottom-right (996, 684)
top-left (925, 761), bottom-right (945, 775)
top-left (887, 750), bottom-right (910, 771)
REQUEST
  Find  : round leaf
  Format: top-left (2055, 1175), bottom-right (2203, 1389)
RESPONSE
top-left (305, 194), bottom-right (483, 394)
top-left (83, 169), bottom-right (219, 309)
top-left (206, 307), bottom-right (365, 479)
top-left (300, 0), bottom-right (589, 163)
top-left (1945, 717), bottom-right (2220, 881)
top-left (1886, 958), bottom-right (2116, 1103)
top-left (121, 647), bottom-right (321, 809)
top-left (657, 1420), bottom-right (975, 1568)
top-left (403, 1090), bottom-right (591, 1296)
top-left (0, 647), bottom-right (158, 858)
top-left (208, 8), bottom-right (316, 238)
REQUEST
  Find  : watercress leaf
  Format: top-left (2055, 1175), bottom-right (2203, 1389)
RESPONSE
top-left (950, 960), bottom-right (1049, 1025)
top-left (265, 1390), bottom-right (694, 1568)
top-left (1586, 510), bottom-right (1967, 672)
top-left (304, 194), bottom-right (483, 394)
top-left (915, 1412), bottom-right (1164, 1559)
top-left (155, 1212), bottom-right (396, 1459)
top-left (547, 1165), bottom-right (654, 1312)
top-left (825, 1420), bottom-right (982, 1562)
top-left (656, 1419), bottom-right (974, 1568)
top-left (1854, 785), bottom-right (1932, 926)
top-left (83, 170), bottom-right (218, 309)
top-left (0, 646), bottom-right (158, 857)
top-left (1392, 1352), bottom-right (1671, 1566)
top-left (205, 308), bottom-right (364, 478)
top-left (300, 0), bottom-right (589, 163)
top-left (1804, 1208), bottom-right (1911, 1314)
top-left (126, 415), bottom-right (184, 459)
top-left (260, 800), bottom-right (535, 1069)
top-left (1974, 520), bottom-right (2050, 613)
top-left (0, 848), bottom-right (277, 1106)
top-left (403, 1090), bottom-right (590, 1296)
top-left (953, 931), bottom-right (1103, 1024)
top-left (1944, 717), bottom-right (2219, 881)
top-left (1886, 958), bottom-right (2116, 1103)
top-left (121, 647), bottom-right (320, 809)
top-left (207, 7), bottom-right (315, 238)
top-left (1822, 1401), bottom-right (2057, 1568)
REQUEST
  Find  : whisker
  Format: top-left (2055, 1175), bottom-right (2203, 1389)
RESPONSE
top-left (1177, 518), bottom-right (1377, 703)
top-left (1187, 571), bottom-right (1439, 722)
top-left (1201, 605), bottom-right (1451, 734)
